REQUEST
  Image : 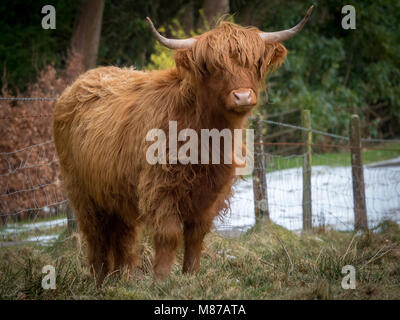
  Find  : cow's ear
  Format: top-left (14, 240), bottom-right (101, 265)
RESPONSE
top-left (264, 42), bottom-right (287, 73)
top-left (175, 49), bottom-right (195, 77)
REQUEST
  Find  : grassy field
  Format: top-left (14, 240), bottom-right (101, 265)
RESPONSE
top-left (270, 143), bottom-right (400, 171)
top-left (1, 220), bottom-right (399, 300)
top-left (0, 145), bottom-right (399, 299)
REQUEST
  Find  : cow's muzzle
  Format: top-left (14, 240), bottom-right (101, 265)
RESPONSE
top-left (226, 88), bottom-right (257, 111)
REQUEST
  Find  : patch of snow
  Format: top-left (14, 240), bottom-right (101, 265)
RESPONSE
top-left (1, 218), bottom-right (67, 234)
top-left (215, 164), bottom-right (400, 232)
top-left (26, 234), bottom-right (59, 244)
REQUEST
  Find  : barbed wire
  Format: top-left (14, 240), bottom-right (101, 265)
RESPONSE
top-left (0, 140), bottom-right (54, 156)
top-left (0, 114), bottom-right (54, 120)
top-left (1, 96), bottom-right (400, 143)
top-left (0, 97), bottom-right (58, 101)
top-left (255, 141), bottom-right (400, 152)
top-left (0, 96), bottom-right (57, 120)
top-left (1, 97), bottom-right (399, 244)
top-left (3, 139), bottom-right (398, 236)
top-left (251, 117), bottom-right (400, 144)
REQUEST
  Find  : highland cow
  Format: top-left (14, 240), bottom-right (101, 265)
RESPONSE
top-left (53, 6), bottom-right (313, 282)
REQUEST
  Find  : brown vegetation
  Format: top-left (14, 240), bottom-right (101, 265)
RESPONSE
top-left (0, 52), bottom-right (84, 222)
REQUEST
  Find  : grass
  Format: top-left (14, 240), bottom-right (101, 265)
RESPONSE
top-left (1, 220), bottom-right (399, 300)
top-left (0, 145), bottom-right (399, 299)
top-left (271, 142), bottom-right (400, 171)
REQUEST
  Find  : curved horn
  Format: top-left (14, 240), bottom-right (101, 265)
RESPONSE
top-left (146, 17), bottom-right (196, 49)
top-left (259, 5), bottom-right (314, 43)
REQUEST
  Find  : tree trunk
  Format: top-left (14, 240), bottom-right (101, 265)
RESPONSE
top-left (199, 0), bottom-right (229, 29)
top-left (71, 0), bottom-right (105, 70)
top-left (179, 0), bottom-right (194, 34)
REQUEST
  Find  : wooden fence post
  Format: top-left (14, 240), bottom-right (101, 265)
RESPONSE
top-left (65, 202), bottom-right (77, 234)
top-left (252, 115), bottom-right (269, 222)
top-left (302, 110), bottom-right (312, 231)
top-left (349, 115), bottom-right (368, 231)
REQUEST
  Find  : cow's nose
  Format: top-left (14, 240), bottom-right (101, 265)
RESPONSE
top-left (232, 90), bottom-right (256, 106)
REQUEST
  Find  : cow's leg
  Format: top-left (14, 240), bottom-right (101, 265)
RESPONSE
top-left (109, 215), bottom-right (141, 274)
top-left (182, 219), bottom-right (213, 274)
top-left (67, 192), bottom-right (110, 284)
top-left (77, 209), bottom-right (112, 284)
top-left (153, 215), bottom-right (182, 280)
top-left (85, 229), bottom-right (112, 284)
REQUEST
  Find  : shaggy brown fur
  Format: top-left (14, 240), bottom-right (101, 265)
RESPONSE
top-left (53, 21), bottom-right (287, 282)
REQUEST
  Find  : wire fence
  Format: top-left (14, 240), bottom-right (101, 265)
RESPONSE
top-left (216, 150), bottom-right (400, 235)
top-left (0, 138), bottom-right (67, 246)
top-left (1, 97), bottom-right (400, 245)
